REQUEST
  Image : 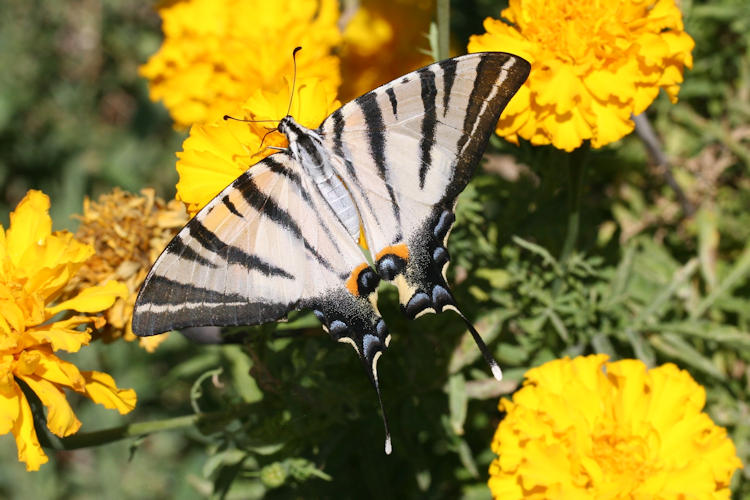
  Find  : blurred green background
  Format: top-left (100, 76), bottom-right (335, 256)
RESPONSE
top-left (1, 0), bottom-right (749, 498)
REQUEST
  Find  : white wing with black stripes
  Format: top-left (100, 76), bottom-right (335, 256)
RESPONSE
top-left (133, 151), bottom-right (386, 350)
top-left (132, 51), bottom-right (530, 455)
top-left (318, 52), bottom-right (529, 376)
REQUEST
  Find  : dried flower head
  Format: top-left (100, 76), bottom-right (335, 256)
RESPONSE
top-left (69, 188), bottom-right (188, 351)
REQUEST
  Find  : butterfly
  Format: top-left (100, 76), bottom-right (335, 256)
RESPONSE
top-left (132, 51), bottom-right (530, 454)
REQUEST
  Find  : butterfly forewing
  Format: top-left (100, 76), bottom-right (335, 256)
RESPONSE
top-left (133, 151), bottom-right (374, 335)
top-left (319, 52), bottom-right (530, 316)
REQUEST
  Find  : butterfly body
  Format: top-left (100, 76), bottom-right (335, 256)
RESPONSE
top-left (279, 116), bottom-right (362, 240)
top-left (133, 52), bottom-right (530, 452)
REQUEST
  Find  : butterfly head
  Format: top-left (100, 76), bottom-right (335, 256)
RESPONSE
top-left (277, 115), bottom-right (296, 139)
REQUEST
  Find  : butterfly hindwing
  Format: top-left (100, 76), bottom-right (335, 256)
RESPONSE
top-left (319, 52), bottom-right (530, 316)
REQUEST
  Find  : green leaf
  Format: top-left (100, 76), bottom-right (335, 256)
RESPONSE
top-left (657, 322), bottom-right (750, 348)
top-left (223, 346), bottom-right (263, 403)
top-left (447, 373), bottom-right (468, 435)
top-left (474, 268), bottom-right (511, 289)
top-left (190, 367), bottom-right (224, 414)
top-left (512, 236), bottom-right (563, 274)
top-left (634, 258), bottom-right (699, 327)
top-left (692, 242), bottom-right (750, 318)
top-left (649, 333), bottom-right (726, 379)
top-left (625, 328), bottom-right (656, 366)
top-left (607, 243), bottom-right (636, 306)
top-left (202, 449), bottom-right (249, 479)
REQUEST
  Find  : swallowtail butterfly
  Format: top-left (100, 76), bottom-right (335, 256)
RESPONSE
top-left (133, 52), bottom-right (530, 453)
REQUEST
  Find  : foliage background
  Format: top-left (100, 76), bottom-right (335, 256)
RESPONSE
top-left (0, 0), bottom-right (748, 498)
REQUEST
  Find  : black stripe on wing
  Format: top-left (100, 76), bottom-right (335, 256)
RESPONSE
top-left (222, 196), bottom-right (243, 217)
top-left (187, 218), bottom-right (293, 278)
top-left (418, 67), bottom-right (437, 189)
top-left (234, 170), bottom-right (337, 273)
top-left (355, 91), bottom-right (403, 241)
top-left (165, 236), bottom-right (218, 269)
top-left (385, 87), bottom-right (398, 118)
top-left (133, 276), bottom-right (293, 335)
top-left (440, 58), bottom-right (458, 117)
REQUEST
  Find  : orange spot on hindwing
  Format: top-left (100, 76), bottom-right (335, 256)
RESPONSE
top-left (345, 263), bottom-right (380, 297)
top-left (375, 243), bottom-right (410, 282)
top-left (375, 244), bottom-right (409, 262)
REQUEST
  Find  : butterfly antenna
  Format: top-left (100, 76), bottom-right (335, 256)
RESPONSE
top-left (453, 309), bottom-right (503, 381)
top-left (223, 115), bottom-right (280, 124)
top-left (286, 46), bottom-right (302, 117)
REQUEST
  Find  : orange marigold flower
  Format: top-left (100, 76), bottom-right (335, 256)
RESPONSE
top-left (140, 0), bottom-right (342, 127)
top-left (0, 191), bottom-right (135, 470)
top-left (176, 76), bottom-right (340, 216)
top-left (468, 0), bottom-right (695, 151)
top-left (67, 188), bottom-right (188, 352)
top-left (339, 0), bottom-right (433, 100)
top-left (489, 355), bottom-right (742, 499)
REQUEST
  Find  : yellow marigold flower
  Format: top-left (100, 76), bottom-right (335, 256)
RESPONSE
top-left (339, 0), bottom-right (433, 100)
top-left (140, 0), bottom-right (342, 127)
top-left (488, 355), bottom-right (742, 499)
top-left (176, 76), bottom-right (340, 216)
top-left (468, 0), bottom-right (695, 151)
top-left (0, 190), bottom-right (136, 471)
top-left (67, 188), bottom-right (188, 352)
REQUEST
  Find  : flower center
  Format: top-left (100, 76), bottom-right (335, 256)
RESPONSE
top-left (591, 428), bottom-right (656, 483)
top-left (514, 0), bottom-right (635, 67)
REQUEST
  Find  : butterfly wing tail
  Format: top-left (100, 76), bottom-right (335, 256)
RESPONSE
top-left (309, 289), bottom-right (394, 454)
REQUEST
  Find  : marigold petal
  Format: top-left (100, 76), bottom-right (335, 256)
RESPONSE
top-left (18, 375), bottom-right (81, 437)
top-left (10, 383), bottom-right (48, 471)
top-left (46, 280), bottom-right (128, 316)
top-left (584, 67), bottom-right (636, 103)
top-left (587, 100), bottom-right (635, 149)
top-left (0, 294), bottom-right (26, 337)
top-left (138, 334), bottom-right (169, 353)
top-left (140, 0), bottom-right (342, 127)
top-left (80, 371), bottom-right (136, 414)
top-left (27, 317), bottom-right (93, 353)
top-left (5, 190), bottom-right (52, 268)
top-left (31, 347), bottom-right (86, 391)
top-left (535, 63), bottom-right (583, 115)
top-left (0, 375), bottom-right (19, 434)
top-left (21, 232), bottom-right (94, 300)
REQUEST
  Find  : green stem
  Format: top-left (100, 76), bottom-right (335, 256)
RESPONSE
top-left (558, 144), bottom-right (590, 264)
top-left (437, 0), bottom-right (450, 61)
top-left (44, 404), bottom-right (252, 451)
